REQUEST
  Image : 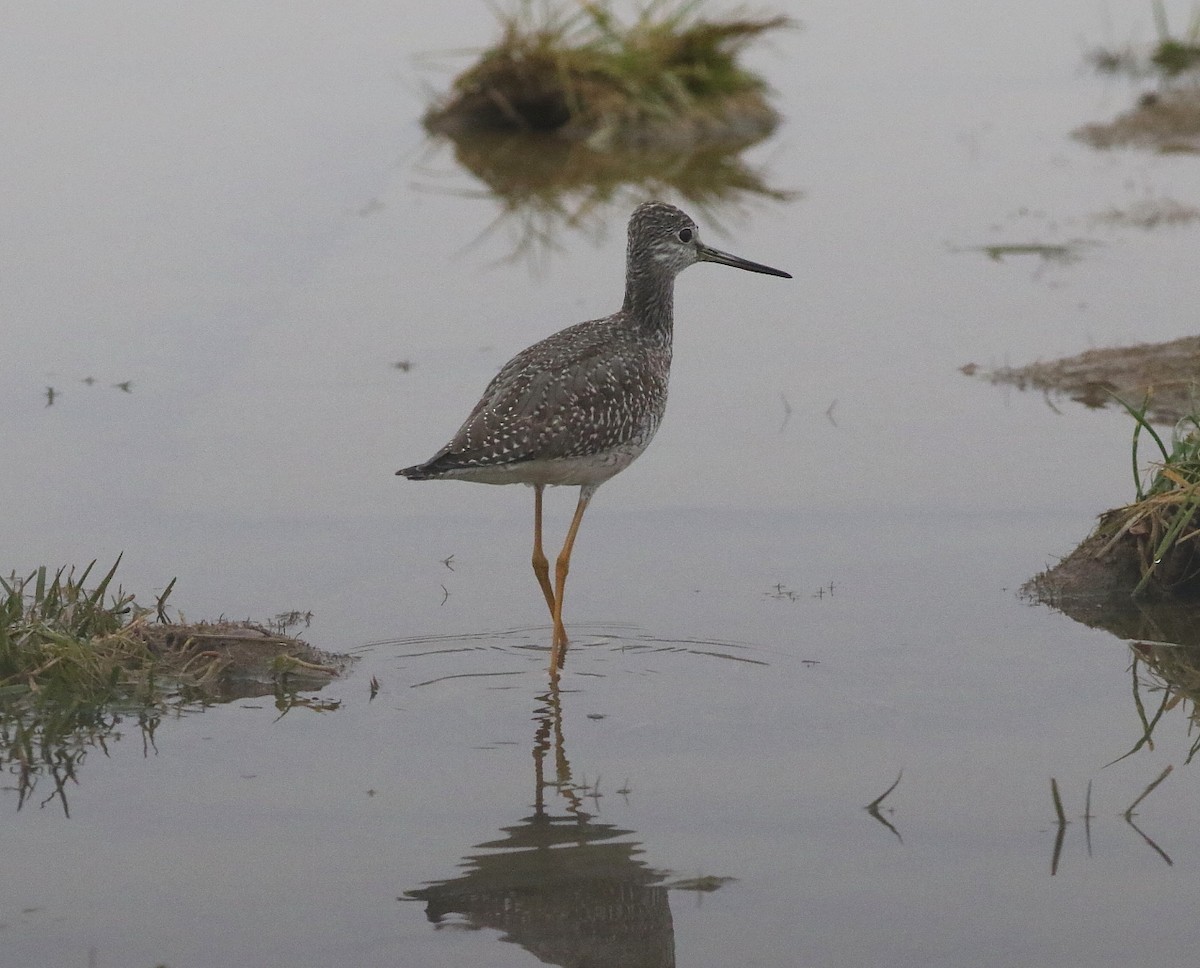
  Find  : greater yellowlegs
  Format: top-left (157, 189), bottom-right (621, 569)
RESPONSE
top-left (398, 201), bottom-right (790, 674)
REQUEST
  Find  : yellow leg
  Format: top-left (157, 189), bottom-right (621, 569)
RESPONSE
top-left (531, 484), bottom-right (556, 619)
top-left (549, 486), bottom-right (594, 674)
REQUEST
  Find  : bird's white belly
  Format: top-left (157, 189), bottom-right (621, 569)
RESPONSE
top-left (438, 439), bottom-right (651, 487)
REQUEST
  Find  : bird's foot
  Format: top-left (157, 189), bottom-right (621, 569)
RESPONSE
top-left (549, 624), bottom-right (569, 674)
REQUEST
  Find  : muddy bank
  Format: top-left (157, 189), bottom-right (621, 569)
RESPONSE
top-left (998, 333), bottom-right (1200, 645)
top-left (1075, 86), bottom-right (1200, 154)
top-left (966, 335), bottom-right (1200, 425)
top-left (1025, 522), bottom-right (1200, 648)
top-left (133, 619), bottom-right (351, 700)
top-left (1026, 492), bottom-right (1200, 647)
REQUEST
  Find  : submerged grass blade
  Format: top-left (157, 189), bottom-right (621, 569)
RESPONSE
top-left (1124, 763), bottom-right (1173, 819)
top-left (1106, 679), bottom-right (1173, 767)
top-left (1050, 777), bottom-right (1067, 825)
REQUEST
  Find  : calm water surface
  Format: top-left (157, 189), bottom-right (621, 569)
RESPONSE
top-left (4, 2), bottom-right (1200, 966)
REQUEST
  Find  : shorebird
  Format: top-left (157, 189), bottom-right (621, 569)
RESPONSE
top-left (398, 201), bottom-right (790, 673)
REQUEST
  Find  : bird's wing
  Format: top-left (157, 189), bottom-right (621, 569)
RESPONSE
top-left (423, 322), bottom-right (663, 470)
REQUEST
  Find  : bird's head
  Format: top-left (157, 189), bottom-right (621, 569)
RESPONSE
top-left (627, 200), bottom-right (791, 280)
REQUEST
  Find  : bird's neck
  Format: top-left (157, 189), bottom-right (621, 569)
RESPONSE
top-left (621, 270), bottom-right (675, 343)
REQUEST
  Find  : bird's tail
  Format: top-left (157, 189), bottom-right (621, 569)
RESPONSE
top-left (396, 463), bottom-right (435, 480)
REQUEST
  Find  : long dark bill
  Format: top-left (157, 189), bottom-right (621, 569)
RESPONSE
top-left (698, 243), bottom-right (792, 279)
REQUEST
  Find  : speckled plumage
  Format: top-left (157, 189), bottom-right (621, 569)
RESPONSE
top-left (397, 200), bottom-right (789, 673)
top-left (399, 201), bottom-right (787, 488)
top-left (399, 315), bottom-right (670, 487)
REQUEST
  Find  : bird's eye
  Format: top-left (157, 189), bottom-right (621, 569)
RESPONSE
top-left (677, 227), bottom-right (693, 243)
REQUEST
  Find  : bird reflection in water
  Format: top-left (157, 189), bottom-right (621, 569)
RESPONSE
top-left (404, 682), bottom-right (677, 968)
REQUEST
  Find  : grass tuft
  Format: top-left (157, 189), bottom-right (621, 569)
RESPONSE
top-left (424, 0), bottom-right (794, 149)
top-left (1151, 0), bottom-right (1200, 76)
top-left (1105, 396), bottom-right (1200, 596)
top-left (1087, 1), bottom-right (1200, 77)
top-left (0, 557), bottom-right (152, 703)
top-left (1, 560), bottom-right (346, 812)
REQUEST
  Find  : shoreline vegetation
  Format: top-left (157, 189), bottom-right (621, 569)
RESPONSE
top-left (1081, 1), bottom-right (1200, 153)
top-left (978, 7), bottom-right (1200, 627)
top-left (422, 0), bottom-right (794, 152)
top-left (1, 559), bottom-right (347, 813)
top-left (1025, 401), bottom-right (1200, 642)
top-left (1, 559), bottom-right (346, 710)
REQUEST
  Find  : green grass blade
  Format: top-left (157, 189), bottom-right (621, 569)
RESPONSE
top-left (84, 553), bottom-right (123, 613)
top-left (1109, 391), bottom-right (1169, 499)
